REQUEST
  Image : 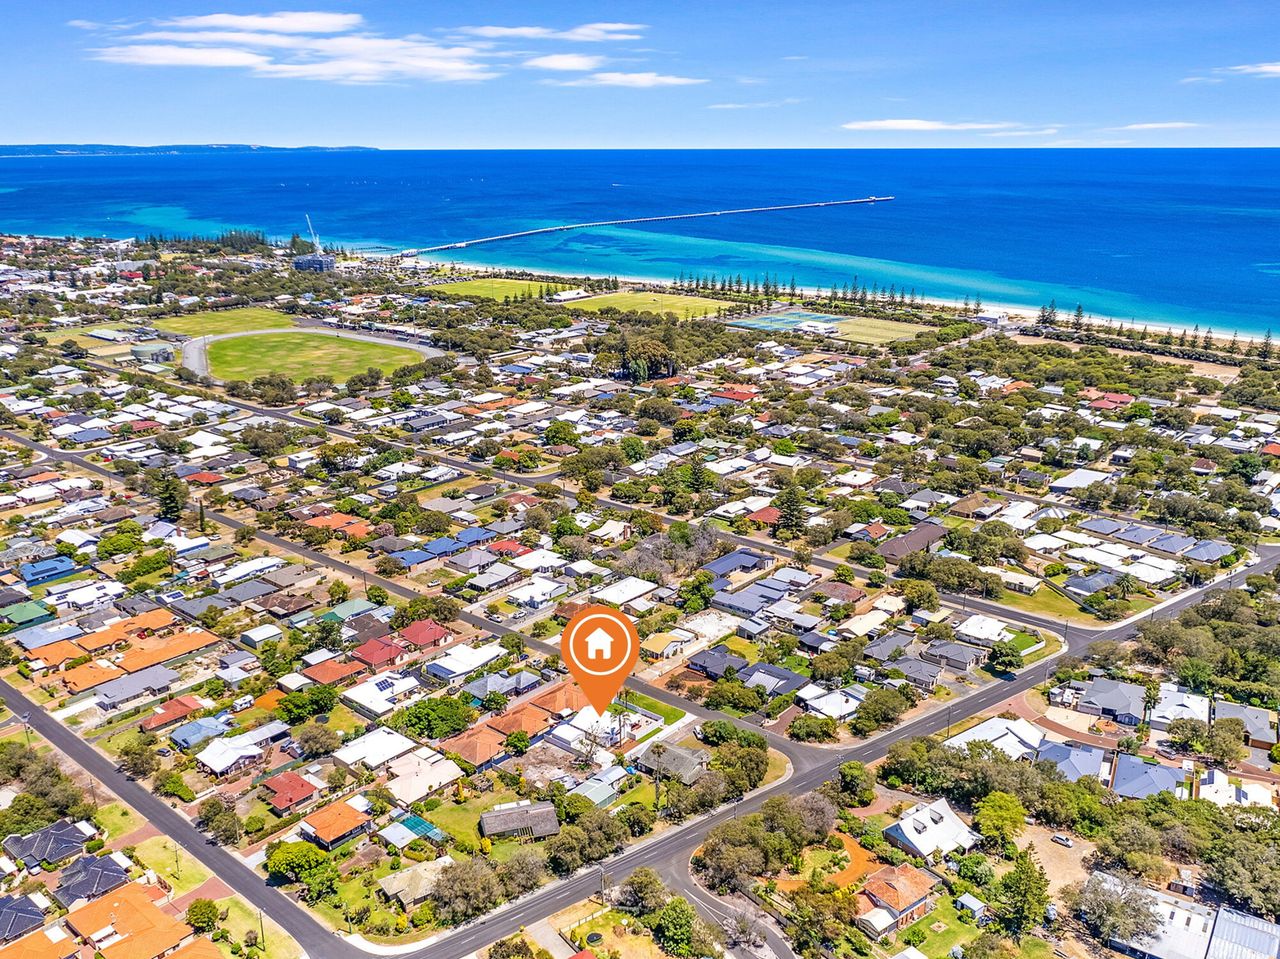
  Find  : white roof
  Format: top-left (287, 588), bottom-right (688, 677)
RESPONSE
top-left (591, 575), bottom-right (659, 607)
top-left (333, 727), bottom-right (416, 770)
top-left (386, 747), bottom-right (465, 804)
top-left (956, 614), bottom-right (1012, 644)
top-left (428, 641), bottom-right (503, 679)
top-left (945, 715), bottom-right (1045, 759)
top-left (884, 797), bottom-right (980, 858)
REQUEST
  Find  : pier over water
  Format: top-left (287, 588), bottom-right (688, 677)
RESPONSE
top-left (401, 195), bottom-right (894, 255)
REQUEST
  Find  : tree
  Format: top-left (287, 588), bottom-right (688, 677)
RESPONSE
top-left (504, 731), bottom-right (531, 756)
top-left (619, 866), bottom-right (669, 914)
top-left (653, 896), bottom-right (699, 957)
top-left (295, 723), bottom-right (340, 757)
top-left (833, 760), bottom-right (875, 807)
top-left (1205, 717), bottom-right (1247, 768)
top-left (185, 898), bottom-right (220, 933)
top-left (211, 811), bottom-right (242, 845)
top-left (772, 486), bottom-right (806, 535)
top-left (265, 841), bottom-right (329, 884)
top-left (677, 570), bottom-right (716, 613)
top-left (901, 580), bottom-right (940, 613)
top-left (1166, 717), bottom-right (1210, 752)
top-left (118, 740), bottom-right (160, 779)
top-left (1064, 873), bottom-right (1162, 945)
top-left (147, 470), bottom-right (188, 521)
top-left (430, 858), bottom-right (502, 924)
top-left (987, 640), bottom-right (1025, 674)
top-left (997, 846), bottom-right (1049, 938)
top-left (974, 791), bottom-right (1027, 849)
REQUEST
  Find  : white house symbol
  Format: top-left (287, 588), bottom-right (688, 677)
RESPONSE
top-left (584, 627), bottom-right (614, 660)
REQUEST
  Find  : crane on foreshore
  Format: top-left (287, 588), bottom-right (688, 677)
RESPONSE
top-left (400, 195), bottom-right (893, 256)
top-left (304, 213), bottom-right (324, 253)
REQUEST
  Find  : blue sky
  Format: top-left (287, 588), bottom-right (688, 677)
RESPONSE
top-left (7, 2), bottom-right (1280, 148)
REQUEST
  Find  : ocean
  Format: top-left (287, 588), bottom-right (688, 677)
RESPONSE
top-left (0, 148), bottom-right (1277, 335)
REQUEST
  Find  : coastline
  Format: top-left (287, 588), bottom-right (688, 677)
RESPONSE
top-left (408, 252), bottom-right (1274, 346)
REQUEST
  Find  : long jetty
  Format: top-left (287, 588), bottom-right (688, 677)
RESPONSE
top-left (401, 195), bottom-right (893, 255)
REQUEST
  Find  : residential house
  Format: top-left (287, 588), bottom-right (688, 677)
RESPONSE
top-left (1111, 754), bottom-right (1185, 800)
top-left (300, 801), bottom-right (372, 851)
top-left (855, 863), bottom-right (938, 938)
top-left (478, 800), bottom-right (560, 840)
top-left (883, 799), bottom-right (980, 861)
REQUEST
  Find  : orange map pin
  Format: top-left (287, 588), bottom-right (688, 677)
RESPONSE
top-left (562, 604), bottom-right (640, 714)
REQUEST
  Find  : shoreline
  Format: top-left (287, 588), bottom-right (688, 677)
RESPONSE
top-left (6, 225), bottom-right (1270, 343)
top-left (408, 253), bottom-right (1274, 346)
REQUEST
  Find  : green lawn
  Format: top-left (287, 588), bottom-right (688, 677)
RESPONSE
top-left (899, 896), bottom-right (982, 959)
top-left (95, 802), bottom-right (140, 841)
top-left (325, 704), bottom-right (369, 737)
top-left (216, 896), bottom-right (302, 959)
top-left (723, 636), bottom-right (762, 664)
top-left (1018, 938), bottom-right (1053, 959)
top-left (155, 307), bottom-right (295, 337)
top-left (623, 691), bottom-right (686, 725)
top-left (572, 291), bottom-right (726, 318)
top-left (136, 836), bottom-right (211, 896)
top-left (424, 784), bottom-right (520, 843)
top-left (833, 316), bottom-right (931, 345)
top-left (992, 584), bottom-right (1095, 623)
top-left (431, 278), bottom-right (568, 300)
top-left (609, 781), bottom-right (657, 811)
top-left (206, 332), bottom-right (424, 382)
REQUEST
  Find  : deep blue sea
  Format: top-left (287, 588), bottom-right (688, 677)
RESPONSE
top-left (0, 148), bottom-right (1277, 334)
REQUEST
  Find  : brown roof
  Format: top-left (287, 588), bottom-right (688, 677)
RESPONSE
top-left (141, 695), bottom-right (204, 731)
top-left (861, 863), bottom-right (937, 912)
top-left (263, 770), bottom-right (319, 812)
top-left (485, 703), bottom-right (554, 737)
top-left (302, 658), bottom-right (366, 685)
top-left (303, 802), bottom-right (371, 844)
top-left (65, 884), bottom-right (189, 959)
top-left (526, 682), bottom-right (589, 715)
top-left (440, 724), bottom-right (507, 766)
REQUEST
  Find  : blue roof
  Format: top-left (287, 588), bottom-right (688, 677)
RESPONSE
top-left (389, 549), bottom-right (432, 567)
top-left (1036, 742), bottom-right (1105, 782)
top-left (425, 537), bottom-right (463, 556)
top-left (1184, 540), bottom-right (1233, 563)
top-left (702, 548), bottom-right (769, 577)
top-left (1111, 753), bottom-right (1182, 798)
top-left (455, 527), bottom-right (495, 545)
top-left (18, 556), bottom-right (77, 582)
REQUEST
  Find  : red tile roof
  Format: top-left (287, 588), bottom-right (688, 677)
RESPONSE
top-left (263, 770), bottom-right (319, 812)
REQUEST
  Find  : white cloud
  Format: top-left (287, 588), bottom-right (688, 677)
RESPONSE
top-left (89, 13), bottom-right (499, 84)
top-left (983, 127), bottom-right (1060, 137)
top-left (1180, 75), bottom-right (1223, 84)
top-left (80, 14), bottom-right (681, 87)
top-left (841, 118), bottom-right (1014, 131)
top-left (459, 22), bottom-right (645, 42)
top-left (1219, 61), bottom-right (1280, 78)
top-left (708, 97), bottom-right (804, 110)
top-left (159, 12), bottom-right (363, 33)
top-left (556, 71), bottom-right (706, 88)
top-left (1109, 121), bottom-right (1200, 130)
top-left (93, 44), bottom-right (271, 68)
top-left (524, 53), bottom-right (605, 71)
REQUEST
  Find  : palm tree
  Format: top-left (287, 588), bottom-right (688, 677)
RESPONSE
top-left (1114, 573), bottom-right (1137, 599)
top-left (648, 742), bottom-right (667, 813)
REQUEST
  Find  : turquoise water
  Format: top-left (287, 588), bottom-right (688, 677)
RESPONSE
top-left (0, 148), bottom-right (1277, 333)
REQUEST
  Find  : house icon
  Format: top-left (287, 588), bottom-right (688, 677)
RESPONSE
top-left (584, 627), bottom-right (614, 660)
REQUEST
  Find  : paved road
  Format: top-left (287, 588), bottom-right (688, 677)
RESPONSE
top-left (0, 676), bottom-right (342, 959)
top-left (180, 328), bottom-right (444, 381)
